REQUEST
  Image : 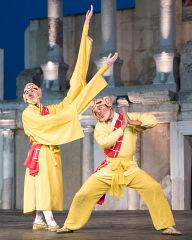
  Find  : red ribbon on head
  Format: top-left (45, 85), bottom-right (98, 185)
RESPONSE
top-left (24, 105), bottom-right (49, 176)
top-left (96, 113), bottom-right (124, 205)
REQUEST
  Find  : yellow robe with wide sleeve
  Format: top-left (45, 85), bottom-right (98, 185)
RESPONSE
top-left (94, 113), bottom-right (157, 196)
top-left (94, 112), bottom-right (157, 157)
top-left (63, 114), bottom-right (175, 231)
top-left (22, 23), bottom-right (108, 213)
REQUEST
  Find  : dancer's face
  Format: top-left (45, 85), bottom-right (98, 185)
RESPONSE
top-left (94, 105), bottom-right (113, 122)
top-left (23, 83), bottom-right (41, 105)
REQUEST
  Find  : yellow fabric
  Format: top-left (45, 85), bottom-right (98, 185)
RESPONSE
top-left (22, 23), bottom-right (108, 213)
top-left (47, 23), bottom-right (92, 114)
top-left (94, 112), bottom-right (157, 196)
top-left (64, 170), bottom-right (175, 231)
top-left (22, 72), bottom-right (107, 146)
top-left (127, 112), bottom-right (158, 131)
top-left (24, 145), bottom-right (63, 213)
top-left (106, 157), bottom-right (140, 197)
top-left (63, 112), bottom-right (174, 231)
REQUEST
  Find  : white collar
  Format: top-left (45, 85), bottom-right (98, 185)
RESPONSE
top-left (111, 112), bottom-right (119, 127)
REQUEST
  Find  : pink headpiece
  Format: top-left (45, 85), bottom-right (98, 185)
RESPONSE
top-left (91, 96), bottom-right (112, 113)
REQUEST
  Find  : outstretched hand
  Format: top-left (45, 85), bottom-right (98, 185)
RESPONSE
top-left (85, 5), bottom-right (93, 24)
top-left (105, 52), bottom-right (118, 67)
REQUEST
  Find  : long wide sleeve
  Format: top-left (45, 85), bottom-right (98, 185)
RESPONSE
top-left (22, 65), bottom-right (108, 146)
top-left (72, 64), bottom-right (108, 114)
top-left (22, 105), bottom-right (83, 146)
top-left (48, 23), bottom-right (93, 114)
top-left (128, 113), bottom-right (158, 131)
top-left (94, 123), bottom-right (124, 149)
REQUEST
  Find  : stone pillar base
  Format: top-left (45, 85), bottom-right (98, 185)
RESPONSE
top-left (153, 52), bottom-right (178, 91)
top-left (153, 72), bottom-right (174, 84)
top-left (153, 72), bottom-right (177, 92)
top-left (42, 61), bottom-right (68, 91)
top-left (95, 57), bottom-right (123, 87)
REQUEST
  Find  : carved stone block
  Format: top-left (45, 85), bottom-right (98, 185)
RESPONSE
top-left (128, 90), bottom-right (175, 104)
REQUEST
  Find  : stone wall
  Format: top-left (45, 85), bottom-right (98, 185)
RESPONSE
top-left (25, 19), bottom-right (48, 70)
top-left (141, 123), bottom-right (170, 182)
top-left (24, 0), bottom-right (192, 89)
top-left (176, 0), bottom-right (192, 52)
top-left (25, 1), bottom-right (160, 86)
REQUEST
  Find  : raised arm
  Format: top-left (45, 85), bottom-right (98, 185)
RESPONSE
top-left (97, 52), bottom-right (118, 76)
top-left (85, 5), bottom-right (93, 24)
top-left (65, 5), bottom-right (94, 100)
top-left (73, 52), bottom-right (119, 114)
top-left (48, 6), bottom-right (94, 113)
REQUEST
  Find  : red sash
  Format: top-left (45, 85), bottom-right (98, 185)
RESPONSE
top-left (24, 105), bottom-right (49, 176)
top-left (24, 144), bottom-right (42, 176)
top-left (96, 113), bottom-right (124, 205)
top-left (104, 113), bottom-right (124, 157)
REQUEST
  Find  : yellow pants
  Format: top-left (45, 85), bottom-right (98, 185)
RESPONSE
top-left (64, 168), bottom-right (175, 230)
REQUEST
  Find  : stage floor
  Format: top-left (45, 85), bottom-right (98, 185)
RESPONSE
top-left (0, 210), bottom-right (191, 240)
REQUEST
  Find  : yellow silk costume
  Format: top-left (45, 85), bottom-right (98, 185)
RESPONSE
top-left (63, 113), bottom-right (175, 230)
top-left (22, 23), bottom-right (108, 214)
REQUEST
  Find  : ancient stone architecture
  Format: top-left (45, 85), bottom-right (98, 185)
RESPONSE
top-left (0, 0), bottom-right (192, 212)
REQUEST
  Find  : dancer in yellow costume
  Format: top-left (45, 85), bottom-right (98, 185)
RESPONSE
top-left (57, 96), bottom-right (181, 235)
top-left (22, 6), bottom-right (118, 232)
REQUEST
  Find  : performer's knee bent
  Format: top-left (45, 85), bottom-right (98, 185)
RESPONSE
top-left (146, 181), bottom-right (163, 194)
top-left (74, 186), bottom-right (94, 203)
top-left (74, 190), bottom-right (87, 203)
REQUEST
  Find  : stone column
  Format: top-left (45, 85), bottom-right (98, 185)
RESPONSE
top-left (82, 126), bottom-right (94, 183)
top-left (95, 0), bottom-right (123, 87)
top-left (0, 49), bottom-right (4, 100)
top-left (159, 0), bottom-right (176, 52)
top-left (1, 129), bottom-right (15, 209)
top-left (153, 0), bottom-right (176, 86)
top-left (101, 0), bottom-right (116, 57)
top-left (170, 121), bottom-right (192, 210)
top-left (48, 0), bottom-right (63, 63)
top-left (41, 0), bottom-right (68, 91)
